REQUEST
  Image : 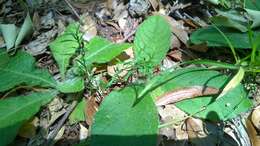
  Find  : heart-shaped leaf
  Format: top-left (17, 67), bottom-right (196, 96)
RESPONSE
top-left (90, 86), bottom-right (158, 146)
top-left (134, 15), bottom-right (172, 70)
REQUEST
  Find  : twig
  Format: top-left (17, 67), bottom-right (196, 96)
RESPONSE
top-left (117, 29), bottom-right (136, 43)
top-left (63, 0), bottom-right (82, 23)
top-left (46, 100), bottom-right (78, 146)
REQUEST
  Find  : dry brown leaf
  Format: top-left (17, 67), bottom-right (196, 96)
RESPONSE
top-left (156, 86), bottom-right (220, 106)
top-left (185, 118), bottom-right (206, 139)
top-left (185, 118), bottom-right (215, 146)
top-left (189, 44), bottom-right (209, 53)
top-left (158, 105), bottom-right (187, 140)
top-left (163, 15), bottom-right (189, 45)
top-left (85, 96), bottom-right (99, 126)
top-left (148, 0), bottom-right (159, 10)
top-left (18, 117), bottom-right (39, 138)
top-left (251, 106), bottom-right (260, 130)
top-left (80, 14), bottom-right (97, 41)
top-left (246, 118), bottom-right (260, 146)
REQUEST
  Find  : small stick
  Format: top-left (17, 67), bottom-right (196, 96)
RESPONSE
top-left (117, 29), bottom-right (136, 43)
top-left (46, 100), bottom-right (78, 145)
top-left (63, 0), bottom-right (82, 23)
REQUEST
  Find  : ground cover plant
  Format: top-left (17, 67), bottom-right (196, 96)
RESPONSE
top-left (0, 0), bottom-right (260, 146)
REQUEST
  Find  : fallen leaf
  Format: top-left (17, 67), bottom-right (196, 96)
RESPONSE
top-left (251, 106), bottom-right (260, 130)
top-left (163, 15), bottom-right (189, 45)
top-left (18, 117), bottom-right (39, 138)
top-left (81, 14), bottom-right (97, 42)
top-left (246, 118), bottom-right (260, 146)
top-left (79, 124), bottom-right (88, 140)
top-left (85, 96), bottom-right (98, 126)
top-left (148, 0), bottom-right (159, 10)
top-left (25, 29), bottom-right (57, 56)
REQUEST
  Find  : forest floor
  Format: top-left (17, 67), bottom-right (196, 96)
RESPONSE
top-left (1, 0), bottom-right (260, 146)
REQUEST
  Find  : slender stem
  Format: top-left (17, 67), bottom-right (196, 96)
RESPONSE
top-left (212, 24), bottom-right (239, 63)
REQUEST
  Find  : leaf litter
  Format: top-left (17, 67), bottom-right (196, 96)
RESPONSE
top-left (0, 0), bottom-right (260, 146)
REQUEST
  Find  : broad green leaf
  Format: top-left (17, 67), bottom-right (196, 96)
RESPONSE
top-left (49, 23), bottom-right (80, 78)
top-left (215, 9), bottom-right (248, 23)
top-left (134, 15), bottom-right (171, 68)
top-left (0, 24), bottom-right (18, 50)
top-left (15, 13), bottom-right (33, 48)
top-left (84, 36), bottom-right (131, 64)
top-left (91, 86), bottom-right (158, 146)
top-left (57, 77), bottom-right (84, 93)
top-left (148, 68), bottom-right (252, 121)
top-left (245, 0), bottom-right (260, 10)
top-left (190, 26), bottom-right (260, 49)
top-left (210, 16), bottom-right (247, 32)
top-left (69, 98), bottom-right (86, 124)
top-left (0, 91), bottom-right (57, 146)
top-left (0, 51), bottom-right (56, 92)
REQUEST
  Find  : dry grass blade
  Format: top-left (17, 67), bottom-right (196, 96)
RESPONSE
top-left (156, 86), bottom-right (219, 106)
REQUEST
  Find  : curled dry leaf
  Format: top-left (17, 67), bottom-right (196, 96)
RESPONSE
top-left (158, 104), bottom-right (187, 140)
top-left (156, 86), bottom-right (220, 106)
top-left (185, 117), bottom-right (207, 145)
top-left (246, 118), bottom-right (260, 146)
top-left (251, 106), bottom-right (260, 130)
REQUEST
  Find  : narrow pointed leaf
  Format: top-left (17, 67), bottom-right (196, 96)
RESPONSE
top-left (84, 36), bottom-right (131, 64)
top-left (15, 13), bottom-right (33, 48)
top-left (57, 77), bottom-right (84, 93)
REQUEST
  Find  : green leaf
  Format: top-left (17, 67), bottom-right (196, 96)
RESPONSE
top-left (69, 98), bottom-right (86, 124)
top-left (190, 26), bottom-right (260, 48)
top-left (0, 13), bottom-right (33, 51)
top-left (84, 36), bottom-right (131, 64)
top-left (0, 91), bottom-right (57, 146)
top-left (134, 15), bottom-right (172, 68)
top-left (15, 13), bottom-right (33, 48)
top-left (49, 23), bottom-right (80, 78)
top-left (183, 59), bottom-right (239, 69)
top-left (0, 24), bottom-right (18, 50)
top-left (0, 51), bottom-right (56, 92)
top-left (90, 86), bottom-right (158, 146)
top-left (148, 68), bottom-right (252, 121)
top-left (57, 77), bottom-right (84, 93)
top-left (246, 9), bottom-right (260, 28)
top-left (245, 0), bottom-right (260, 10)
top-left (210, 16), bottom-right (248, 32)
